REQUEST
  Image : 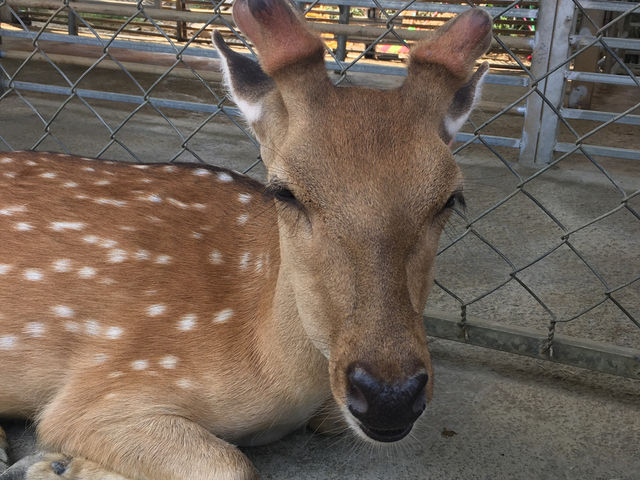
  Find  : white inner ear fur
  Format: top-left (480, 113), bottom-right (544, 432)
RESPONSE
top-left (218, 53), bottom-right (263, 125)
top-left (444, 68), bottom-right (488, 139)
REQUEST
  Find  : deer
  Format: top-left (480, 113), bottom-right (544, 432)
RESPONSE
top-left (0, 1), bottom-right (492, 479)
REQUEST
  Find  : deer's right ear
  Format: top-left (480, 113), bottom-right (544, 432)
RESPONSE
top-left (212, 31), bottom-right (281, 134)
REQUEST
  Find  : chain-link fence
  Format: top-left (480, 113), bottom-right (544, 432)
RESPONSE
top-left (0, 0), bottom-right (638, 379)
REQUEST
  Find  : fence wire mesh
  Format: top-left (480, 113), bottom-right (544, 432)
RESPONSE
top-left (0, 0), bottom-right (638, 377)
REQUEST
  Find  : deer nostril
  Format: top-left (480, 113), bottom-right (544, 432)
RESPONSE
top-left (410, 372), bottom-right (428, 413)
top-left (347, 367), bottom-right (373, 418)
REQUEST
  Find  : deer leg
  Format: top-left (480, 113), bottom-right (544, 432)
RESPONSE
top-left (37, 392), bottom-right (257, 480)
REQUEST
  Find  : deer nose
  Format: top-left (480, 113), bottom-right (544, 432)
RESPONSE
top-left (346, 363), bottom-right (428, 442)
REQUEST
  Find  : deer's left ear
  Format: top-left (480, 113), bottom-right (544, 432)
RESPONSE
top-left (440, 62), bottom-right (489, 144)
top-left (212, 31), bottom-right (282, 135)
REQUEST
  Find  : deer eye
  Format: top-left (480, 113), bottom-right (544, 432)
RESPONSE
top-left (443, 191), bottom-right (465, 212)
top-left (274, 186), bottom-right (296, 203)
top-left (266, 182), bottom-right (301, 208)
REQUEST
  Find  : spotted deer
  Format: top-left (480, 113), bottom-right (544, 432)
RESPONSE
top-left (0, 1), bottom-right (491, 479)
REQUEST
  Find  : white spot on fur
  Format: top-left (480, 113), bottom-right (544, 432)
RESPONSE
top-left (0, 335), bottom-right (17, 350)
top-left (0, 157), bottom-right (13, 163)
top-left (217, 172), bottom-right (233, 183)
top-left (64, 321), bottom-right (80, 333)
top-left (53, 259), bottom-right (72, 273)
top-left (147, 304), bottom-right (166, 317)
top-left (213, 308), bottom-right (233, 324)
top-left (108, 249), bottom-right (127, 263)
top-left (135, 250), bottom-right (150, 261)
top-left (15, 222), bottom-right (33, 231)
top-left (178, 314), bottom-right (197, 331)
top-left (95, 180), bottom-right (111, 186)
top-left (237, 214), bottom-right (248, 225)
top-left (140, 178), bottom-right (153, 184)
top-left (85, 320), bottom-right (101, 336)
top-left (40, 172), bottom-right (56, 179)
top-left (132, 165), bottom-right (149, 170)
top-left (209, 250), bottom-right (223, 264)
top-left (119, 226), bottom-right (136, 232)
top-left (24, 269), bottom-right (43, 281)
top-left (83, 235), bottom-right (99, 244)
top-left (99, 239), bottom-right (118, 249)
top-left (94, 353), bottom-right (108, 364)
top-left (105, 326), bottom-right (123, 339)
top-left (78, 266), bottom-right (97, 279)
top-left (108, 371), bottom-right (123, 378)
top-left (168, 198), bottom-right (188, 209)
top-left (95, 198), bottom-right (127, 207)
top-left (163, 165), bottom-right (177, 173)
top-left (239, 252), bottom-right (250, 270)
top-left (52, 305), bottom-right (74, 318)
top-left (155, 255), bottom-right (172, 265)
top-left (137, 193), bottom-right (162, 203)
top-left (63, 181), bottom-right (78, 188)
top-left (4, 172), bottom-right (16, 178)
top-left (0, 264), bottom-right (12, 275)
top-left (193, 168), bottom-right (211, 176)
top-left (191, 203), bottom-right (206, 211)
top-left (0, 205), bottom-right (26, 216)
top-left (191, 232), bottom-right (203, 239)
top-left (176, 378), bottom-right (192, 389)
top-left (75, 194), bottom-right (89, 200)
top-left (25, 160), bottom-right (37, 166)
top-left (238, 193), bottom-right (252, 204)
top-left (132, 360), bottom-right (149, 370)
top-left (83, 166), bottom-right (95, 172)
top-left (24, 322), bottom-right (45, 337)
top-left (160, 355), bottom-right (178, 369)
top-left (50, 221), bottom-right (85, 232)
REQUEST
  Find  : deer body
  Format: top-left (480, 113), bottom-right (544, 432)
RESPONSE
top-left (0, 1), bottom-right (492, 478)
top-left (0, 152), bottom-right (330, 444)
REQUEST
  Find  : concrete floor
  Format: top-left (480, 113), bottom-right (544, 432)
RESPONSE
top-left (1, 59), bottom-right (639, 479)
top-left (4, 339), bottom-right (640, 479)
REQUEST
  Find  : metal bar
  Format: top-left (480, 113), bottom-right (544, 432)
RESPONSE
top-left (570, 35), bottom-right (640, 50)
top-left (577, 1), bottom-right (640, 13)
top-left (455, 133), bottom-right (521, 149)
top-left (335, 5), bottom-right (349, 62)
top-left (566, 70), bottom-right (640, 87)
top-left (554, 143), bottom-right (640, 161)
top-left (424, 311), bottom-right (640, 380)
top-left (300, 0), bottom-right (539, 18)
top-left (67, 1), bottom-right (78, 36)
top-left (560, 107), bottom-right (640, 127)
top-left (3, 79), bottom-right (241, 115)
top-left (4, 0), bottom-right (535, 51)
top-left (0, 28), bottom-right (530, 86)
top-left (520, 0), bottom-right (575, 165)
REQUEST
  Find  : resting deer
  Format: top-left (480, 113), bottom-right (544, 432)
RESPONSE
top-left (0, 1), bottom-right (491, 479)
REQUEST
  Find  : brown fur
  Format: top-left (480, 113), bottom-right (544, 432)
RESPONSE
top-left (0, 2), bottom-right (492, 479)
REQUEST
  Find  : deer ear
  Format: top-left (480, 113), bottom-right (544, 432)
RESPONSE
top-left (212, 31), bottom-right (279, 128)
top-left (441, 62), bottom-right (489, 145)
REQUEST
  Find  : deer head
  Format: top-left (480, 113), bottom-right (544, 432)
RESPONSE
top-left (214, 0), bottom-right (491, 443)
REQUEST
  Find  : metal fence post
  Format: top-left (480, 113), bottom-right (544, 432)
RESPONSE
top-left (335, 5), bottom-right (349, 62)
top-left (519, 0), bottom-right (575, 165)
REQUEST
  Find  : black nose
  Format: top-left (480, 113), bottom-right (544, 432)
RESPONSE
top-left (346, 363), bottom-right (428, 441)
